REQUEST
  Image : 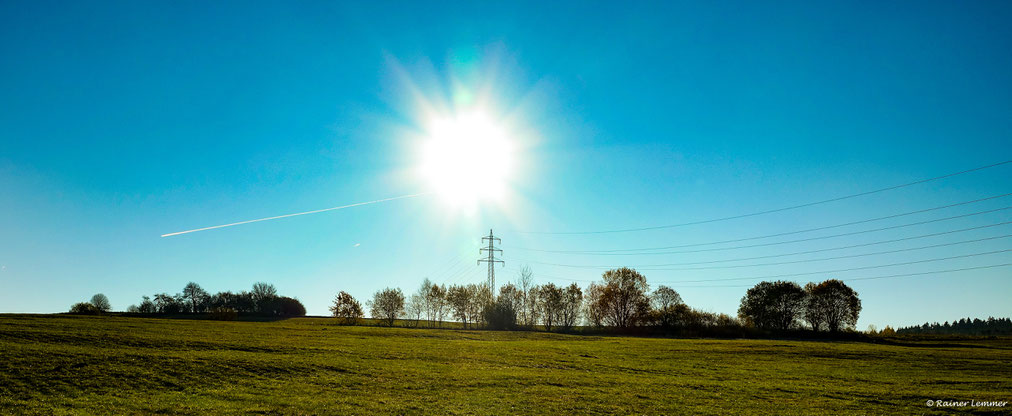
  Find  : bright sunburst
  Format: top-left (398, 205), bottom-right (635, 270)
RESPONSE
top-left (419, 110), bottom-right (514, 208)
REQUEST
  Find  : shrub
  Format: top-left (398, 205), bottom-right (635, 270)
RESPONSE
top-left (277, 297), bottom-right (306, 317)
top-left (69, 302), bottom-right (101, 315)
top-left (483, 299), bottom-right (517, 330)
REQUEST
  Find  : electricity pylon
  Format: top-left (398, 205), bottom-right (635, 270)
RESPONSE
top-left (478, 229), bottom-right (504, 295)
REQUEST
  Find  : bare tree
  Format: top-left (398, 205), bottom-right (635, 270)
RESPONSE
top-left (182, 282), bottom-right (208, 313)
top-left (426, 282), bottom-right (448, 327)
top-left (584, 283), bottom-right (606, 327)
top-left (329, 291), bottom-right (363, 325)
top-left (90, 293), bottom-right (111, 313)
top-left (406, 293), bottom-right (425, 327)
top-left (416, 279), bottom-right (434, 324)
top-left (251, 282), bottom-right (278, 314)
top-left (153, 293), bottom-right (181, 314)
top-left (447, 284), bottom-right (473, 328)
top-left (137, 296), bottom-right (156, 314)
top-left (652, 286), bottom-right (684, 328)
top-left (471, 283), bottom-right (493, 327)
top-left (593, 268), bottom-right (650, 328)
top-left (803, 282), bottom-right (827, 331)
top-left (517, 266), bottom-right (539, 328)
top-left (537, 283), bottom-right (565, 331)
top-left (498, 282), bottom-right (523, 314)
top-left (560, 283), bottom-right (583, 331)
top-left (444, 284), bottom-right (488, 328)
top-left (368, 287), bottom-right (405, 326)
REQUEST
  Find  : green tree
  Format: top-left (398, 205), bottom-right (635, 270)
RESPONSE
top-left (738, 281), bottom-right (806, 330)
top-left (276, 296), bottom-right (306, 316)
top-left (805, 279), bottom-right (861, 332)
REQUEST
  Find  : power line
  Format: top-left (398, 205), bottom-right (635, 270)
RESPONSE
top-left (511, 206), bottom-right (1011, 257)
top-left (499, 266), bottom-right (538, 286)
top-left (502, 265), bottom-right (565, 283)
top-left (431, 256), bottom-right (468, 285)
top-left (510, 193), bottom-right (1011, 253)
top-left (615, 235), bottom-right (1011, 271)
top-left (650, 249), bottom-right (1011, 284)
top-left (512, 160), bottom-right (1010, 235)
top-left (673, 263), bottom-right (1012, 288)
top-left (514, 223), bottom-right (1011, 269)
top-left (437, 257), bottom-right (475, 286)
top-left (424, 255), bottom-right (465, 281)
top-left (846, 263), bottom-right (1011, 282)
top-left (444, 263), bottom-right (481, 285)
top-left (516, 249), bottom-right (1011, 284)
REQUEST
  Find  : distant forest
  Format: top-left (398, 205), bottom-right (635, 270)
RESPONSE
top-left (897, 317), bottom-right (1012, 336)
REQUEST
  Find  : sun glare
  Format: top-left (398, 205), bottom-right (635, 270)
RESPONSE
top-left (419, 111), bottom-right (513, 208)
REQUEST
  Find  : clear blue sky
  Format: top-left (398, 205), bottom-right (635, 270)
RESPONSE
top-left (2, 1), bottom-right (1010, 328)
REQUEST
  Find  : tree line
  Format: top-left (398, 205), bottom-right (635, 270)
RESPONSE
top-left (64, 267), bottom-right (1009, 339)
top-left (330, 267), bottom-right (865, 334)
top-left (896, 317), bottom-right (1012, 336)
top-left (68, 282), bottom-right (306, 319)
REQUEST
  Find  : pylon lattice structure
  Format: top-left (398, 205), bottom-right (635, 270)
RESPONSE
top-left (478, 229), bottom-right (504, 294)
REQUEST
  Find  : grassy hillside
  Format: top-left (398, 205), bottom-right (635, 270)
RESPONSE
top-left (1, 315), bottom-right (1009, 415)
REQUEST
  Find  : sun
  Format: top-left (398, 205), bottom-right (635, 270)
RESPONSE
top-left (418, 110), bottom-right (514, 208)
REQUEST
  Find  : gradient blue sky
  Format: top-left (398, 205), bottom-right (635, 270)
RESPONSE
top-left (2, 1), bottom-right (1010, 328)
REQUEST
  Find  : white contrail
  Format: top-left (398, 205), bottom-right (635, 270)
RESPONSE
top-left (161, 192), bottom-right (428, 237)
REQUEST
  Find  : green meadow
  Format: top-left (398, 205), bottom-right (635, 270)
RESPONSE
top-left (1, 314), bottom-right (1009, 415)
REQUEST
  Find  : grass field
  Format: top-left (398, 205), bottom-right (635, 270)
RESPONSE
top-left (1, 315), bottom-right (1009, 415)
